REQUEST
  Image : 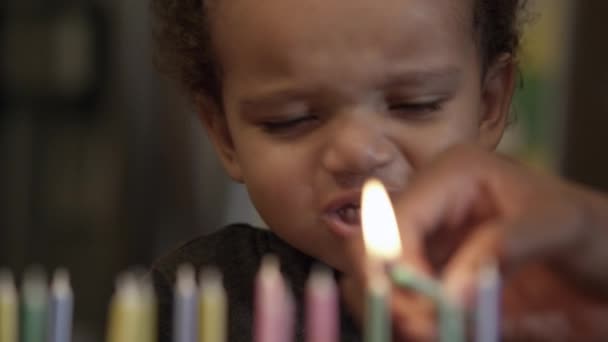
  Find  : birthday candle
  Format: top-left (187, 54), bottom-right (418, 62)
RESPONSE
top-left (139, 279), bottom-right (157, 342)
top-left (280, 285), bottom-right (295, 342)
top-left (106, 273), bottom-right (144, 342)
top-left (364, 276), bottom-right (391, 342)
top-left (0, 270), bottom-right (18, 342)
top-left (361, 179), bottom-right (402, 342)
top-left (475, 264), bottom-right (500, 342)
top-left (254, 255), bottom-right (290, 342)
top-left (439, 298), bottom-right (465, 342)
top-left (361, 179), bottom-right (468, 342)
top-left (305, 267), bottom-right (338, 342)
top-left (48, 269), bottom-right (73, 342)
top-left (21, 267), bottom-right (48, 342)
top-left (198, 268), bottom-right (227, 342)
top-left (174, 264), bottom-right (198, 342)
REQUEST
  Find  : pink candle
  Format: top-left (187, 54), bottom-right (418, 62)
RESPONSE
top-left (254, 256), bottom-right (294, 342)
top-left (306, 267), bottom-right (339, 342)
top-left (280, 286), bottom-right (295, 342)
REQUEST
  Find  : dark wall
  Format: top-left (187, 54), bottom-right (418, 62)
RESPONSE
top-left (563, 2), bottom-right (608, 191)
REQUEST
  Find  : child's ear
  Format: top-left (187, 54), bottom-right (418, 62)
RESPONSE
top-left (479, 53), bottom-right (517, 149)
top-left (197, 97), bottom-right (244, 183)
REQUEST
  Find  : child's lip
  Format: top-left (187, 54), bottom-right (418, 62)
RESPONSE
top-left (321, 191), bottom-right (362, 238)
top-left (321, 212), bottom-right (360, 238)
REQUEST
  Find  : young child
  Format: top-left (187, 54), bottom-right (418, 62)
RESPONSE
top-left (147, 0), bottom-right (552, 340)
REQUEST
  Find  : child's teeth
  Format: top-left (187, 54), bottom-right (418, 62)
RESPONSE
top-left (339, 207), bottom-right (360, 225)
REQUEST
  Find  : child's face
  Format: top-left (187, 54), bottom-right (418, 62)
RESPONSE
top-left (203, 0), bottom-right (514, 273)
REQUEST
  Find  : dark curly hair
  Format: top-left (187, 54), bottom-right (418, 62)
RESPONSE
top-left (152, 0), bottom-right (527, 109)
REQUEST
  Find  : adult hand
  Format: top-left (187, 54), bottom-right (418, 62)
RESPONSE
top-left (341, 145), bottom-right (608, 340)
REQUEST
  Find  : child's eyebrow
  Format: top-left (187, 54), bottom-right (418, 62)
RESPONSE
top-left (380, 67), bottom-right (462, 90)
top-left (238, 66), bottom-right (462, 110)
top-left (239, 88), bottom-right (316, 110)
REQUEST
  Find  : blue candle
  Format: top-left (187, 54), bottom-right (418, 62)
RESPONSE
top-left (475, 265), bottom-right (500, 342)
top-left (48, 269), bottom-right (73, 342)
top-left (173, 264), bottom-right (198, 342)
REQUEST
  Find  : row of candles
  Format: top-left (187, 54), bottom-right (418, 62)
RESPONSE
top-left (0, 268), bottom-right (73, 342)
top-left (0, 259), bottom-right (337, 342)
top-left (0, 179), bottom-right (500, 342)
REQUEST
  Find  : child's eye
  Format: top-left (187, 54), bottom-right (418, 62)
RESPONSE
top-left (388, 100), bottom-right (442, 118)
top-left (261, 115), bottom-right (318, 134)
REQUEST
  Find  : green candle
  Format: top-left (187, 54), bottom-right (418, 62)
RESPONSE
top-left (389, 265), bottom-right (442, 301)
top-left (439, 300), bottom-right (465, 342)
top-left (21, 267), bottom-right (48, 342)
top-left (364, 276), bottom-right (391, 342)
top-left (389, 264), bottom-right (465, 342)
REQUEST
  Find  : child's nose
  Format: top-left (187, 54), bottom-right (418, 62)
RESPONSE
top-left (321, 117), bottom-right (395, 184)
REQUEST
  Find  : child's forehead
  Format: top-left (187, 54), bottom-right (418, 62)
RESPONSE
top-left (213, 0), bottom-right (472, 49)
top-left (212, 0), bottom-right (478, 95)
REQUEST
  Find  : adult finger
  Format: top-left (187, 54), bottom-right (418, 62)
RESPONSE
top-left (441, 224), bottom-right (503, 308)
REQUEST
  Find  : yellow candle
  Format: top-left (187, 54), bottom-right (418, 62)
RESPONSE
top-left (106, 273), bottom-right (145, 342)
top-left (199, 269), bottom-right (227, 342)
top-left (139, 280), bottom-right (157, 342)
top-left (0, 270), bottom-right (18, 342)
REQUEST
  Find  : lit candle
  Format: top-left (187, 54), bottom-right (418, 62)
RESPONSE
top-left (0, 269), bottom-right (18, 342)
top-left (48, 269), bottom-right (73, 342)
top-left (361, 178), bottom-right (465, 342)
top-left (360, 179), bottom-right (402, 342)
top-left (21, 267), bottom-right (48, 342)
top-left (198, 268), bottom-right (227, 342)
top-left (174, 264), bottom-right (198, 342)
top-left (364, 275), bottom-right (391, 342)
top-left (254, 255), bottom-right (292, 342)
top-left (305, 267), bottom-right (338, 342)
top-left (475, 264), bottom-right (500, 342)
top-left (106, 272), bottom-right (145, 342)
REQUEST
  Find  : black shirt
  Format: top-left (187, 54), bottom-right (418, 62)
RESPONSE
top-left (151, 223), bottom-right (361, 342)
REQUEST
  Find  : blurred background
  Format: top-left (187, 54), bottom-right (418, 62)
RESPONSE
top-left (0, 0), bottom-right (606, 341)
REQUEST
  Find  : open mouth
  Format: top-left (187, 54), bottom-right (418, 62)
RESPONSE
top-left (335, 203), bottom-right (360, 226)
top-left (323, 200), bottom-right (361, 238)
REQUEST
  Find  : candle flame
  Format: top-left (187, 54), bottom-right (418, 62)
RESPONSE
top-left (361, 179), bottom-right (403, 261)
